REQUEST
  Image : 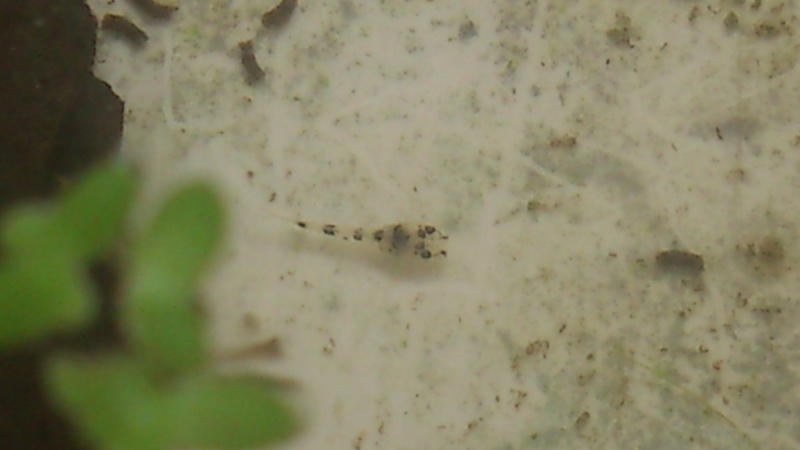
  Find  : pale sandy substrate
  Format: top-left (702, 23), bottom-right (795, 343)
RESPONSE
top-left (87, 1), bottom-right (800, 449)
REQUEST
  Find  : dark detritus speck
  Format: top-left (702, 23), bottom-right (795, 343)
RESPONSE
top-left (101, 14), bottom-right (148, 48)
top-left (238, 40), bottom-right (265, 85)
top-left (262, 0), bottom-right (297, 29)
top-left (126, 0), bottom-right (178, 20)
top-left (655, 249), bottom-right (704, 275)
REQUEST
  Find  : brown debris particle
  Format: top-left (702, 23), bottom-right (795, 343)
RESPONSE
top-left (241, 312), bottom-right (260, 331)
top-left (739, 235), bottom-right (787, 277)
top-left (513, 390), bottom-right (528, 409)
top-left (219, 337), bottom-right (284, 361)
top-left (323, 337), bottom-right (336, 354)
top-left (466, 417), bottom-right (483, 430)
top-left (745, 236), bottom-right (785, 264)
top-left (525, 340), bottom-right (550, 358)
top-left (606, 11), bottom-right (635, 47)
top-left (458, 19), bottom-right (478, 41)
top-left (126, 0), bottom-right (178, 20)
top-left (550, 134), bottom-right (577, 148)
top-left (655, 249), bottom-right (705, 276)
top-left (101, 14), bottom-right (148, 48)
top-left (239, 40), bottom-right (265, 85)
top-left (262, 0), bottom-right (298, 29)
top-left (723, 12), bottom-right (739, 31)
top-left (753, 20), bottom-right (786, 38)
top-left (575, 411), bottom-right (591, 430)
top-left (688, 6), bottom-right (701, 23)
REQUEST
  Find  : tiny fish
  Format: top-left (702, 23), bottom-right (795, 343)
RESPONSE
top-left (289, 219), bottom-right (448, 260)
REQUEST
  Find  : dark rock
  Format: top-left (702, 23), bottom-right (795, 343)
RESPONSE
top-left (0, 0), bottom-right (123, 214)
top-left (0, 1), bottom-right (125, 450)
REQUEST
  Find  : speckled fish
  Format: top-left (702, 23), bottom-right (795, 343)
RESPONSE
top-left (291, 220), bottom-right (448, 260)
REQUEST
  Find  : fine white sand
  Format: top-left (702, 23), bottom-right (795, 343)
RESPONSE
top-left (87, 1), bottom-right (800, 449)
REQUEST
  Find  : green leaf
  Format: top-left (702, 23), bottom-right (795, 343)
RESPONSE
top-left (173, 375), bottom-right (298, 449)
top-left (45, 356), bottom-right (176, 450)
top-left (125, 182), bottom-right (224, 372)
top-left (125, 296), bottom-right (207, 373)
top-left (54, 164), bottom-right (137, 259)
top-left (0, 163), bottom-right (134, 349)
top-left (132, 182), bottom-right (223, 294)
top-left (0, 253), bottom-right (95, 348)
top-left (1, 204), bottom-right (58, 256)
top-left (2, 164), bottom-right (136, 260)
top-left (46, 358), bottom-right (298, 450)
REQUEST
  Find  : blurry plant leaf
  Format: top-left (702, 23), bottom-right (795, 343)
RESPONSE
top-left (1, 204), bottom-right (58, 256)
top-left (173, 375), bottom-right (298, 449)
top-left (55, 164), bottom-right (137, 259)
top-left (131, 182), bottom-right (223, 294)
top-left (2, 164), bottom-right (135, 260)
top-left (0, 164), bottom-right (134, 348)
top-left (0, 253), bottom-right (95, 348)
top-left (46, 356), bottom-right (176, 450)
top-left (47, 358), bottom-right (298, 450)
top-left (124, 296), bottom-right (207, 373)
top-left (125, 182), bottom-right (223, 372)
top-left (24, 172), bottom-right (301, 450)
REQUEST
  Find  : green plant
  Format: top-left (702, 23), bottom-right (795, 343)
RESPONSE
top-left (0, 163), bottom-right (298, 450)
